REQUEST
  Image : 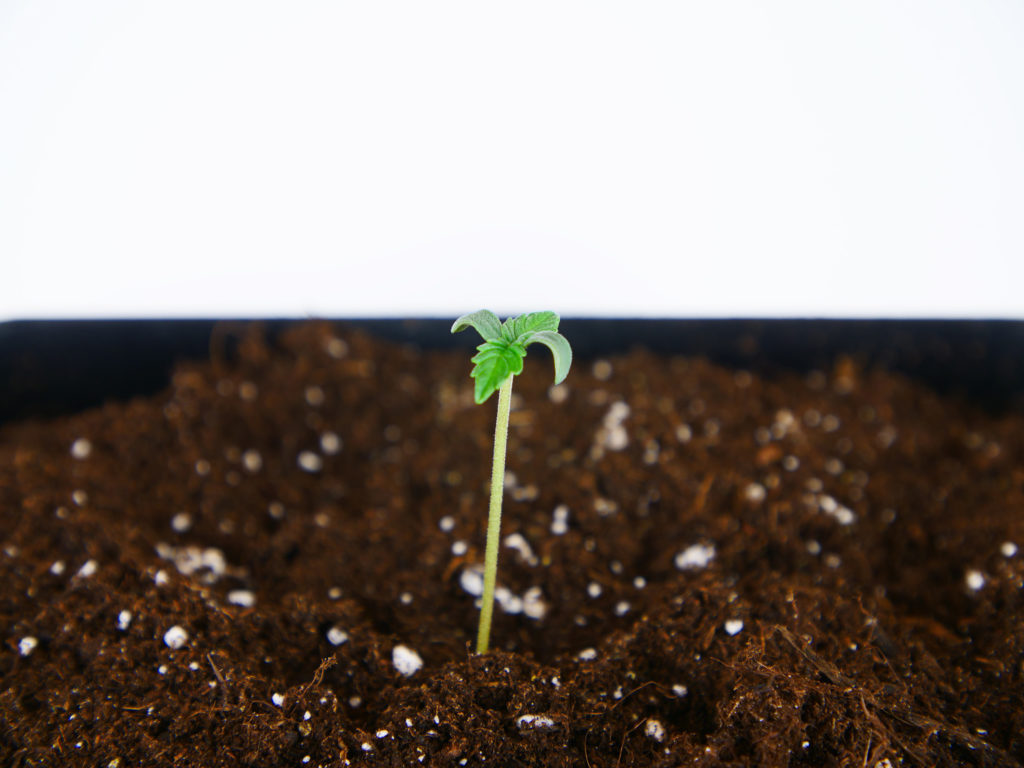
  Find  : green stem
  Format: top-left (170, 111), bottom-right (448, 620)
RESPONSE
top-left (476, 374), bottom-right (514, 654)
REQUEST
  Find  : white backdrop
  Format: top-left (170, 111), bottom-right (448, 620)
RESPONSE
top-left (1, 1), bottom-right (1022, 320)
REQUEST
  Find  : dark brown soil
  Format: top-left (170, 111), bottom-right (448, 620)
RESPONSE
top-left (2, 321), bottom-right (1022, 767)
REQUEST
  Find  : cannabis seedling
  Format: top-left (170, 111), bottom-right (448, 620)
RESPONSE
top-left (451, 310), bottom-right (572, 654)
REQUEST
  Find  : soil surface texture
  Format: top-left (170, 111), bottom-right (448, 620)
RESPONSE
top-left (2, 321), bottom-right (1022, 767)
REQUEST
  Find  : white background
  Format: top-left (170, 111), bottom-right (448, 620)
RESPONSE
top-left (1, 1), bottom-right (1022, 320)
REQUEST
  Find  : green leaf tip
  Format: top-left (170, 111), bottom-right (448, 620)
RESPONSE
top-left (452, 310), bottom-right (573, 403)
top-left (526, 330), bottom-right (572, 386)
top-left (451, 310), bottom-right (502, 342)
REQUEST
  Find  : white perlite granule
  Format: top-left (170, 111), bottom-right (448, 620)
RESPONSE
top-left (241, 450), bottom-right (263, 473)
top-left (327, 626), bottom-right (350, 646)
top-left (675, 543), bottom-right (715, 571)
top-left (163, 625), bottom-right (189, 649)
top-left (744, 483), bottom-right (766, 503)
top-left (551, 504), bottom-right (570, 535)
top-left (70, 438), bottom-right (92, 459)
top-left (326, 337), bottom-right (348, 358)
top-left (320, 432), bottom-right (342, 455)
top-left (965, 570), bottom-right (986, 591)
top-left (644, 718), bottom-right (666, 742)
top-left (305, 385), bottom-right (325, 406)
top-left (392, 645), bottom-right (423, 677)
top-left (521, 587), bottom-right (549, 620)
top-left (170, 512), bottom-right (192, 533)
top-left (227, 590), bottom-right (256, 608)
top-left (516, 714), bottom-right (558, 730)
top-left (504, 532), bottom-right (538, 566)
top-left (297, 451), bottom-right (323, 473)
top-left (459, 565), bottom-right (484, 597)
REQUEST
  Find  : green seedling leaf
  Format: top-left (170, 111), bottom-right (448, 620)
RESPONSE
top-left (525, 330), bottom-right (572, 385)
top-left (470, 341), bottom-right (525, 404)
top-left (502, 311), bottom-right (560, 343)
top-left (451, 310), bottom-right (502, 342)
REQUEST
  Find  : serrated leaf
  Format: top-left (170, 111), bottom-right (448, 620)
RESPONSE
top-left (451, 310), bottom-right (502, 342)
top-left (501, 311), bottom-right (560, 343)
top-left (470, 341), bottom-right (525, 404)
top-left (523, 330), bottom-right (573, 385)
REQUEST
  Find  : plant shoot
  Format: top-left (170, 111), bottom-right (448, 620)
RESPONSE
top-left (451, 310), bottom-right (572, 653)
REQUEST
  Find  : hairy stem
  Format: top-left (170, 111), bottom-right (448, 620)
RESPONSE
top-left (476, 374), bottom-right (514, 654)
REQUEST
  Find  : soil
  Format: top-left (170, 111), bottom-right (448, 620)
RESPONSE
top-left (1, 321), bottom-right (1022, 767)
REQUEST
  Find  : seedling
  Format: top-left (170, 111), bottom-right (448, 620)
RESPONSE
top-left (451, 310), bottom-right (572, 653)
